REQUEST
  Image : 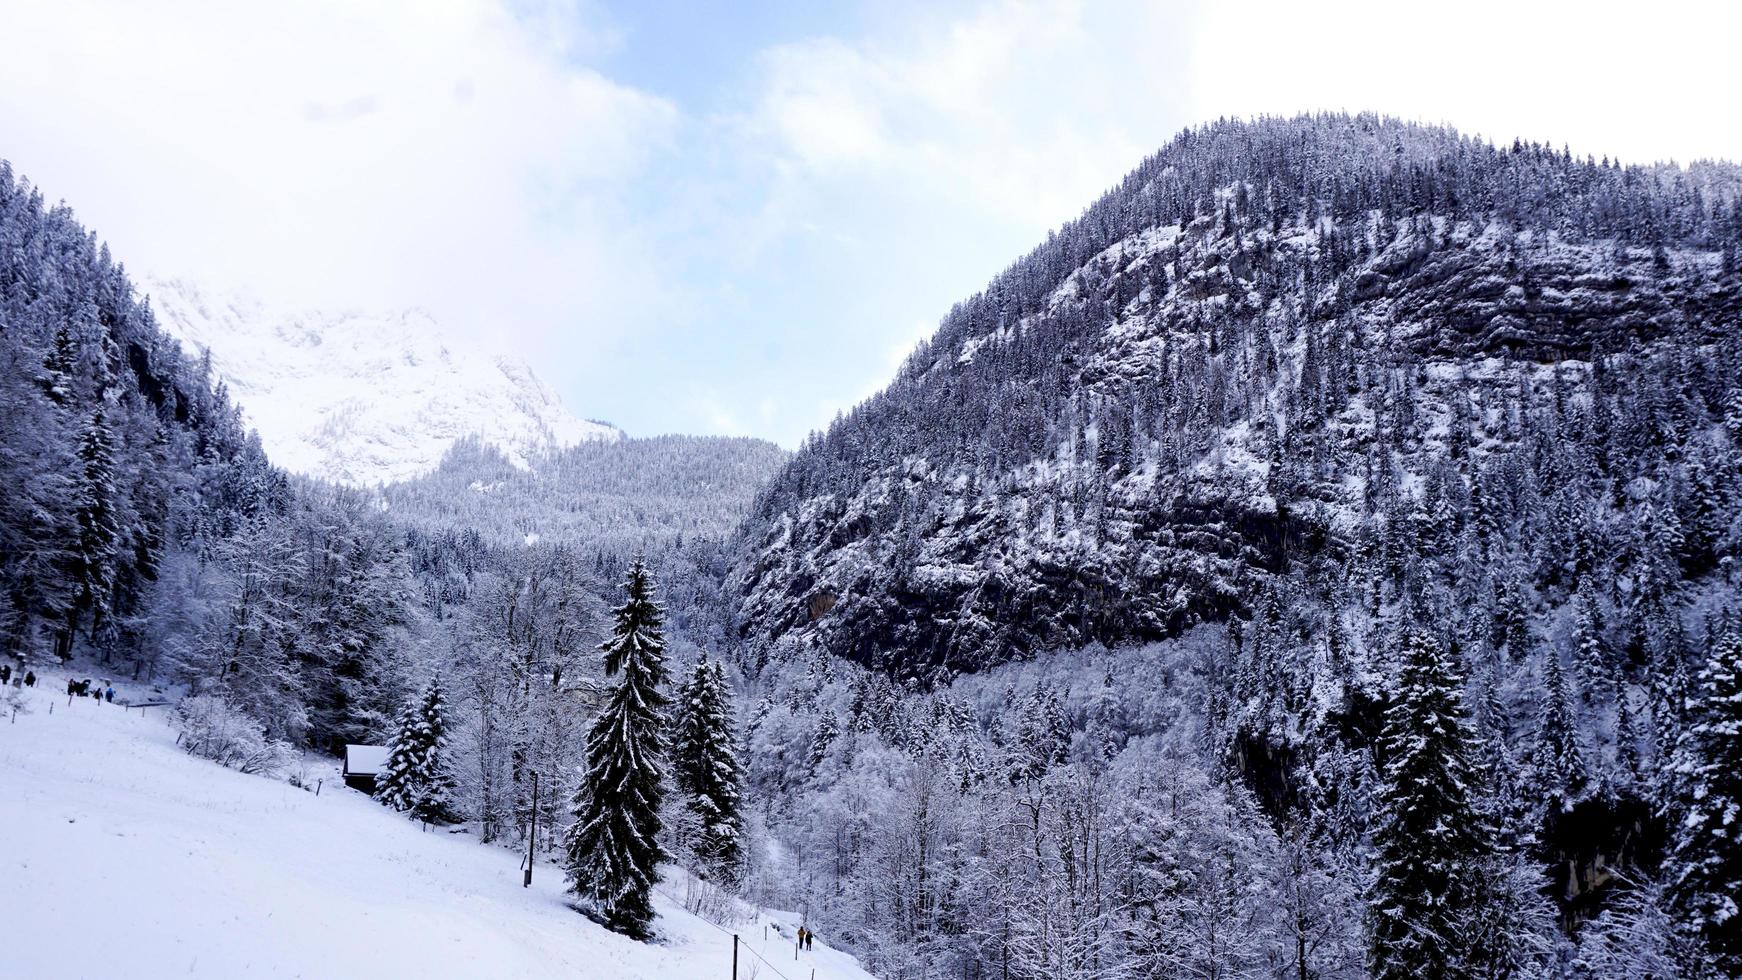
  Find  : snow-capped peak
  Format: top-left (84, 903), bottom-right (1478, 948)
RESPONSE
top-left (144, 277), bottom-right (618, 486)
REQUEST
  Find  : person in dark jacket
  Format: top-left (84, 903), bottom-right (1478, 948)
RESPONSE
top-left (67, 678), bottom-right (77, 696)
top-left (1, 664), bottom-right (11, 685)
top-left (105, 686), bottom-right (114, 703)
top-left (23, 671), bottom-right (34, 687)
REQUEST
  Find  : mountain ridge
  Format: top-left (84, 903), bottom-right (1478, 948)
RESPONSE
top-left (145, 276), bottom-right (617, 486)
top-left (730, 113), bottom-right (1742, 680)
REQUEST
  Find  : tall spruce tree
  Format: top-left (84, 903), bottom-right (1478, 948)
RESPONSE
top-left (1666, 627), bottom-right (1742, 975)
top-left (376, 675), bottom-right (457, 824)
top-left (671, 654), bottom-right (744, 882)
top-left (1530, 649), bottom-right (1588, 810)
top-left (1369, 617), bottom-right (1492, 980)
top-left (40, 324), bottom-right (78, 406)
top-left (564, 558), bottom-right (669, 939)
top-left (67, 408), bottom-right (119, 647)
top-left (1572, 585), bottom-right (1611, 703)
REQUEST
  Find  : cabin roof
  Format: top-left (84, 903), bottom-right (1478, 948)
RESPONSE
top-left (344, 744), bottom-right (389, 776)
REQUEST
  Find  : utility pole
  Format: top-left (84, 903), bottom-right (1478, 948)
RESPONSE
top-left (732, 934), bottom-right (739, 980)
top-left (523, 771), bottom-right (538, 887)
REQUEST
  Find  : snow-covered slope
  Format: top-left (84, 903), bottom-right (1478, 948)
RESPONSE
top-left (144, 277), bottom-right (617, 486)
top-left (0, 682), bottom-right (877, 980)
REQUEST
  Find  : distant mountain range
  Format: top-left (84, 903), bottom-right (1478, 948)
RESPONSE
top-left (145, 277), bottom-right (616, 485)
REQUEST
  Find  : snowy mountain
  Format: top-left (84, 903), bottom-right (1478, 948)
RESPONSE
top-left (715, 115), bottom-right (1742, 976)
top-left (732, 114), bottom-right (1742, 679)
top-left (145, 277), bottom-right (618, 486)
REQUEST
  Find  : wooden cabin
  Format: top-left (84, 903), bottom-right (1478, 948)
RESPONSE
top-left (342, 744), bottom-right (389, 792)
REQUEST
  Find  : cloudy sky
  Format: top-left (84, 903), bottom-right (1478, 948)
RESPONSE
top-left (3, 0), bottom-right (1739, 446)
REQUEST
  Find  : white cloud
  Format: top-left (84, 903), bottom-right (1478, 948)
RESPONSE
top-left (1192, 0), bottom-right (1742, 166)
top-left (0, 0), bottom-right (676, 356)
top-left (747, 0), bottom-right (1198, 231)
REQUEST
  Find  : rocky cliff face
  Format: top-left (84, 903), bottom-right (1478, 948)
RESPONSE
top-left (731, 114), bottom-right (1742, 680)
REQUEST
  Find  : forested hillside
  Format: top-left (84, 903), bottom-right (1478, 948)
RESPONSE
top-left (726, 115), bottom-right (1742, 978)
top-left (736, 114), bottom-right (1742, 678)
top-left (384, 433), bottom-right (787, 551)
top-left (0, 161), bottom-right (285, 675)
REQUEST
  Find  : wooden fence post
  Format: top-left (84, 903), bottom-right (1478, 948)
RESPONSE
top-left (732, 934), bottom-right (739, 980)
top-left (524, 770), bottom-right (538, 887)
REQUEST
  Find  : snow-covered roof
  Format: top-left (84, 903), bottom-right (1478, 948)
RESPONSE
top-left (344, 744), bottom-right (389, 776)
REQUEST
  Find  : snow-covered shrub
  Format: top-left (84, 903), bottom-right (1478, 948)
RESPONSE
top-left (674, 865), bottom-right (745, 927)
top-left (283, 757), bottom-right (319, 793)
top-left (1573, 875), bottom-right (1696, 978)
top-left (176, 695), bottom-right (293, 776)
top-left (3, 684), bottom-right (28, 720)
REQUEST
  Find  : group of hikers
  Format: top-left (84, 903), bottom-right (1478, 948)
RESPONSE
top-left (0, 661), bottom-right (124, 703)
top-left (796, 925), bottom-right (817, 952)
top-left (1, 662), bottom-right (123, 703)
top-left (66, 677), bottom-right (115, 703)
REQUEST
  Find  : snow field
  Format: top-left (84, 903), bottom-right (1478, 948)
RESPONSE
top-left (0, 682), bottom-right (874, 980)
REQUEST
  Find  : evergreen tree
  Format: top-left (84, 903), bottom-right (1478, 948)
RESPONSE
top-left (808, 711), bottom-right (839, 771)
top-left (671, 654), bottom-right (745, 882)
top-left (376, 675), bottom-right (457, 824)
top-left (1007, 686), bottom-right (1069, 783)
top-left (66, 408), bottom-right (120, 646)
top-left (1666, 628), bottom-right (1742, 975)
top-left (1369, 618), bottom-right (1492, 980)
top-left (1724, 388), bottom-right (1742, 441)
top-left (40, 323), bottom-right (77, 406)
top-left (1614, 673), bottom-right (1644, 786)
top-left (1572, 585), bottom-right (1611, 703)
top-left (1530, 649), bottom-right (1588, 810)
top-left (563, 558), bottom-right (669, 939)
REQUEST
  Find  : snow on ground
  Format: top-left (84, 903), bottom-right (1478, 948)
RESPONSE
top-left (0, 682), bottom-right (875, 980)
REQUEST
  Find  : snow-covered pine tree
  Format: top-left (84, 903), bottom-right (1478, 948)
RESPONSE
top-left (1007, 686), bottom-right (1069, 783)
top-left (67, 408), bottom-right (120, 648)
top-left (671, 654), bottom-right (744, 882)
top-left (1368, 616), bottom-right (1492, 980)
top-left (1614, 671), bottom-right (1644, 786)
top-left (563, 558), bottom-right (669, 939)
top-left (1724, 387), bottom-right (1742, 441)
top-left (376, 700), bottom-right (422, 810)
top-left (1666, 626), bottom-right (1742, 975)
top-left (376, 675), bottom-right (457, 824)
top-left (1529, 648), bottom-right (1588, 810)
top-left (41, 323), bottom-right (78, 406)
top-left (808, 711), bottom-right (838, 772)
top-left (1572, 584), bottom-right (1611, 703)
